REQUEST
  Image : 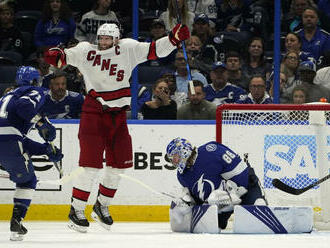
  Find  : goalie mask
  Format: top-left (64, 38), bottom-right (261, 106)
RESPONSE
top-left (166, 138), bottom-right (193, 174)
top-left (97, 23), bottom-right (120, 40)
top-left (16, 66), bottom-right (41, 86)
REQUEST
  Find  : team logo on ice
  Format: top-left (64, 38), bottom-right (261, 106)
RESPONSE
top-left (206, 144), bottom-right (217, 152)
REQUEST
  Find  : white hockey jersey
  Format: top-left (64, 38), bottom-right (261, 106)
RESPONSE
top-left (64, 36), bottom-right (176, 109)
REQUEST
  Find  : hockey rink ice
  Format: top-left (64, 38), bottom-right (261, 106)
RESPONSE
top-left (1, 221), bottom-right (330, 248)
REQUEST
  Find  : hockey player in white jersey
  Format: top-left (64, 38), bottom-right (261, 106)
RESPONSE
top-left (44, 23), bottom-right (190, 232)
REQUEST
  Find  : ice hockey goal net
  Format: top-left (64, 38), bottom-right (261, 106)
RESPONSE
top-left (216, 104), bottom-right (330, 229)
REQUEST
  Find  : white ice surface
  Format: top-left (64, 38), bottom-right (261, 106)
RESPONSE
top-left (1, 221), bottom-right (330, 248)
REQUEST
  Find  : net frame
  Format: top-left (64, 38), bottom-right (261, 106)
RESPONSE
top-left (216, 104), bottom-right (330, 228)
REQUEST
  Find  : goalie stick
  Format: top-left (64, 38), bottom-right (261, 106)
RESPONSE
top-left (272, 173), bottom-right (330, 195)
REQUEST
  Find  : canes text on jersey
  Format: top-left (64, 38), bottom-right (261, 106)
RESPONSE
top-left (86, 48), bottom-right (124, 81)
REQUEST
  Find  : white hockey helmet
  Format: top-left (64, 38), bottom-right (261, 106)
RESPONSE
top-left (97, 23), bottom-right (120, 39)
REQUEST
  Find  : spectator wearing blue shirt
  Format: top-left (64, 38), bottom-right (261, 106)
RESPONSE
top-left (34, 0), bottom-right (76, 50)
top-left (295, 7), bottom-right (330, 65)
top-left (42, 70), bottom-right (84, 119)
top-left (204, 61), bottom-right (247, 105)
top-left (237, 75), bottom-right (272, 104)
top-left (174, 49), bottom-right (208, 94)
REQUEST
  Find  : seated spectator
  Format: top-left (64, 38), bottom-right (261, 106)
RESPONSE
top-left (314, 51), bottom-right (330, 90)
top-left (291, 85), bottom-right (308, 104)
top-left (174, 49), bottom-right (208, 94)
top-left (75, 0), bottom-right (118, 44)
top-left (284, 32), bottom-right (315, 63)
top-left (298, 60), bottom-right (330, 102)
top-left (42, 69), bottom-right (84, 119)
top-left (191, 14), bottom-right (222, 63)
top-left (159, 0), bottom-right (195, 31)
top-left (160, 72), bottom-right (188, 109)
top-left (269, 72), bottom-right (289, 103)
top-left (177, 80), bottom-right (216, 120)
top-left (141, 78), bottom-right (177, 120)
top-left (186, 35), bottom-right (213, 75)
top-left (279, 51), bottom-right (301, 102)
top-left (241, 37), bottom-right (272, 81)
top-left (237, 75), bottom-right (272, 104)
top-left (0, 3), bottom-right (24, 55)
top-left (204, 61), bottom-right (247, 105)
top-left (295, 7), bottom-right (330, 65)
top-left (225, 50), bottom-right (250, 91)
top-left (283, 0), bottom-right (316, 32)
top-left (34, 0), bottom-right (76, 51)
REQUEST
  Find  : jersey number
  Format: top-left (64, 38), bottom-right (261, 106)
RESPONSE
top-left (222, 150), bottom-right (236, 164)
top-left (0, 95), bottom-right (13, 118)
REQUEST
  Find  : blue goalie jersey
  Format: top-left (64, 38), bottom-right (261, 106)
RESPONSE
top-left (177, 142), bottom-right (249, 204)
top-left (0, 86), bottom-right (46, 141)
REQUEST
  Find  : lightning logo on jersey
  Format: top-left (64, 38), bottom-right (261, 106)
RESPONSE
top-left (193, 174), bottom-right (215, 201)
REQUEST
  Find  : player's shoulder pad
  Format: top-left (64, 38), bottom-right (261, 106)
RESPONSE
top-left (119, 38), bottom-right (139, 48)
top-left (65, 41), bottom-right (90, 52)
top-left (201, 141), bottom-right (220, 153)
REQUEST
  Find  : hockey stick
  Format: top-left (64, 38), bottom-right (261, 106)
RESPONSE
top-left (116, 172), bottom-right (176, 199)
top-left (0, 167), bottom-right (85, 185)
top-left (49, 141), bottom-right (63, 177)
top-left (272, 174), bottom-right (330, 195)
top-left (173, 0), bottom-right (195, 95)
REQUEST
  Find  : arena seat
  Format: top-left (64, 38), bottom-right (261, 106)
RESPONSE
top-left (15, 12), bottom-right (40, 34)
top-left (0, 51), bottom-right (23, 65)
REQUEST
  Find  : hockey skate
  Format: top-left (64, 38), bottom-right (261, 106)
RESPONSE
top-left (91, 200), bottom-right (113, 230)
top-left (68, 206), bottom-right (89, 233)
top-left (10, 207), bottom-right (28, 241)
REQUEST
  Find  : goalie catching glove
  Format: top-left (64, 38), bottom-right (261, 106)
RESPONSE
top-left (169, 24), bottom-right (190, 46)
top-left (207, 180), bottom-right (247, 212)
top-left (44, 47), bottom-right (66, 68)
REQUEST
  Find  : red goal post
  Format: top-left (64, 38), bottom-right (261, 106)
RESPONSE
top-left (216, 104), bottom-right (330, 229)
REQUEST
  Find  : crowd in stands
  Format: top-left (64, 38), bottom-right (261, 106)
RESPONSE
top-left (1, 0), bottom-right (330, 120)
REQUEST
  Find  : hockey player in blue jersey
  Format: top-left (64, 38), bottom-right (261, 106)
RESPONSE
top-left (165, 137), bottom-right (266, 231)
top-left (0, 66), bottom-right (63, 241)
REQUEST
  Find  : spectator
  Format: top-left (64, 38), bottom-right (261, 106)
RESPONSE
top-left (284, 0), bottom-right (317, 32)
top-left (186, 35), bottom-right (213, 75)
top-left (160, 72), bottom-right (188, 109)
top-left (280, 51), bottom-right (301, 101)
top-left (241, 37), bottom-right (271, 81)
top-left (143, 18), bottom-right (175, 66)
top-left (177, 80), bottom-right (216, 120)
top-left (174, 49), bottom-right (208, 94)
top-left (269, 72), bottom-right (289, 103)
top-left (225, 50), bottom-right (250, 91)
top-left (191, 14), bottom-right (222, 63)
top-left (141, 78), bottom-right (177, 120)
top-left (42, 69), bottom-right (84, 119)
top-left (298, 60), bottom-right (330, 102)
top-left (34, 0), bottom-right (76, 50)
top-left (291, 85), bottom-right (308, 104)
top-left (237, 75), bottom-right (272, 104)
top-left (204, 61), bottom-right (247, 105)
top-left (75, 0), bottom-right (118, 44)
top-left (314, 51), bottom-right (330, 90)
top-left (159, 0), bottom-right (195, 31)
top-left (0, 3), bottom-right (24, 55)
top-left (284, 32), bottom-right (315, 63)
top-left (295, 7), bottom-right (330, 65)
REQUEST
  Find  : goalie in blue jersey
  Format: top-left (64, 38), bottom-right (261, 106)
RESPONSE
top-left (165, 138), bottom-right (267, 233)
top-left (0, 66), bottom-right (63, 241)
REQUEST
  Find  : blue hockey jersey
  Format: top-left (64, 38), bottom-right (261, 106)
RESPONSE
top-left (177, 141), bottom-right (249, 204)
top-left (0, 86), bottom-right (46, 141)
top-left (42, 90), bottom-right (84, 119)
top-left (204, 83), bottom-right (247, 106)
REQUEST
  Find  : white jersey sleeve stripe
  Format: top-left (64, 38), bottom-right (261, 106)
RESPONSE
top-left (0, 126), bottom-right (23, 136)
top-left (221, 160), bottom-right (248, 180)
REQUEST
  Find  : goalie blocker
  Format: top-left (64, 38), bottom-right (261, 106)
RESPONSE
top-left (170, 203), bottom-right (313, 234)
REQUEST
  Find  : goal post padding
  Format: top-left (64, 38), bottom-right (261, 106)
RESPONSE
top-left (216, 104), bottom-right (330, 228)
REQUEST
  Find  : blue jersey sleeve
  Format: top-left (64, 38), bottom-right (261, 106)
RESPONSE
top-left (22, 137), bottom-right (48, 155)
top-left (15, 89), bottom-right (45, 122)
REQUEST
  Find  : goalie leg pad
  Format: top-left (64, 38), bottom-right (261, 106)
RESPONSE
top-left (169, 202), bottom-right (219, 234)
top-left (233, 205), bottom-right (313, 234)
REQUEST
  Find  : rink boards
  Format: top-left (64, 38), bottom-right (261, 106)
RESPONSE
top-left (0, 120), bottom-right (216, 221)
